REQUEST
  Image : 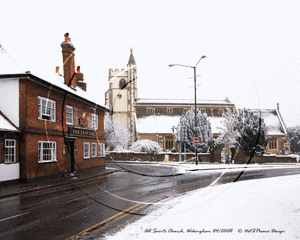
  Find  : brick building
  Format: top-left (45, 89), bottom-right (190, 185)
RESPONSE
top-left (250, 104), bottom-right (290, 154)
top-left (0, 33), bottom-right (109, 183)
top-left (105, 50), bottom-right (236, 151)
top-left (135, 98), bottom-right (236, 151)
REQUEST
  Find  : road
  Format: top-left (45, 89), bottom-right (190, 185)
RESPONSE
top-left (0, 162), bottom-right (300, 240)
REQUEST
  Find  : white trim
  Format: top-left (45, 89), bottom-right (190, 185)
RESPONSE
top-left (91, 114), bottom-right (98, 130)
top-left (98, 143), bottom-right (105, 157)
top-left (38, 96), bottom-right (56, 122)
top-left (91, 143), bottom-right (97, 158)
top-left (84, 142), bottom-right (90, 159)
top-left (5, 139), bottom-right (16, 163)
top-left (66, 105), bottom-right (73, 125)
top-left (38, 141), bottom-right (57, 163)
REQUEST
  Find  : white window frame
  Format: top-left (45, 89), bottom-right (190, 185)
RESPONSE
top-left (91, 114), bottom-right (98, 130)
top-left (5, 139), bottom-right (16, 163)
top-left (38, 96), bottom-right (56, 122)
top-left (91, 143), bottom-right (97, 158)
top-left (98, 143), bottom-right (105, 157)
top-left (66, 105), bottom-right (73, 125)
top-left (84, 142), bottom-right (90, 159)
top-left (38, 141), bottom-right (57, 163)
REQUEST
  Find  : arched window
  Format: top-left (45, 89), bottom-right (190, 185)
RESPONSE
top-left (119, 79), bottom-right (126, 89)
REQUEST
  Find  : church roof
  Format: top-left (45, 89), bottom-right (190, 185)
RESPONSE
top-left (135, 98), bottom-right (234, 107)
top-left (136, 115), bottom-right (224, 135)
top-left (128, 48), bottom-right (136, 65)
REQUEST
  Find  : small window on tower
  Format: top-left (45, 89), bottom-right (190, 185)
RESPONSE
top-left (119, 79), bottom-right (126, 89)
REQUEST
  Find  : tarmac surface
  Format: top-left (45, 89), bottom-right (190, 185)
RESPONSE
top-left (0, 161), bottom-right (298, 200)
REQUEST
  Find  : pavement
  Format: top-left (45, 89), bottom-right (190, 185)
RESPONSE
top-left (0, 166), bottom-right (119, 200)
top-left (1, 161), bottom-right (298, 200)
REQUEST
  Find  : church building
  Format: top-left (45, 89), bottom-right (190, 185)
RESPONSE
top-left (105, 50), bottom-right (237, 151)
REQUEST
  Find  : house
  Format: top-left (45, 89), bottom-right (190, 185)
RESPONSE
top-left (251, 104), bottom-right (290, 154)
top-left (0, 33), bottom-right (109, 183)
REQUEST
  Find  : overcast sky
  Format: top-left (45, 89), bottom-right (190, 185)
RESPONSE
top-left (1, 0), bottom-right (300, 127)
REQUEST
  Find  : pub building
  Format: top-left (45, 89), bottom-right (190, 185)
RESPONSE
top-left (0, 33), bottom-right (109, 183)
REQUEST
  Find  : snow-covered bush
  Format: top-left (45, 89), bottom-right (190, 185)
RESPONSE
top-left (130, 139), bottom-right (163, 154)
top-left (104, 117), bottom-right (131, 151)
top-left (176, 107), bottom-right (213, 153)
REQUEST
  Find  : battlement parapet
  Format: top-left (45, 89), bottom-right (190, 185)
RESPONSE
top-left (109, 68), bottom-right (126, 73)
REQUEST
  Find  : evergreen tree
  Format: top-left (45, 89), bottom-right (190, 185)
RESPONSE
top-left (234, 109), bottom-right (269, 155)
top-left (176, 108), bottom-right (213, 153)
top-left (288, 126), bottom-right (300, 153)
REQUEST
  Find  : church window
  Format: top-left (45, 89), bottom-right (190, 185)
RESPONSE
top-left (183, 108), bottom-right (189, 114)
top-left (119, 79), bottom-right (127, 89)
top-left (147, 108), bottom-right (154, 114)
top-left (165, 136), bottom-right (174, 150)
top-left (269, 139), bottom-right (277, 149)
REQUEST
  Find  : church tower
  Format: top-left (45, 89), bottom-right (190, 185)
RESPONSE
top-left (105, 49), bottom-right (137, 144)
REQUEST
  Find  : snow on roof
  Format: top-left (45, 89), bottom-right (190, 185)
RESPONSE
top-left (137, 115), bottom-right (224, 134)
top-left (241, 109), bottom-right (286, 136)
top-left (136, 98), bottom-right (232, 105)
top-left (0, 45), bottom-right (109, 111)
top-left (137, 115), bottom-right (181, 134)
top-left (0, 71), bottom-right (110, 111)
top-left (32, 71), bottom-right (109, 110)
top-left (0, 114), bottom-right (20, 132)
top-left (260, 110), bottom-right (285, 135)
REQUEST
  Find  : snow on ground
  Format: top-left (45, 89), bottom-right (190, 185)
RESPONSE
top-left (104, 173), bottom-right (300, 240)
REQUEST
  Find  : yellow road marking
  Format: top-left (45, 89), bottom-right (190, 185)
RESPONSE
top-left (66, 198), bottom-right (163, 240)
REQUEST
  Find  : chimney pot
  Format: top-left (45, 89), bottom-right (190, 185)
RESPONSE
top-left (77, 66), bottom-right (80, 72)
top-left (64, 33), bottom-right (69, 41)
top-left (56, 66), bottom-right (60, 74)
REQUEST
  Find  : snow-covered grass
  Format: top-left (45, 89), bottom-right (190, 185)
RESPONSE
top-left (104, 173), bottom-right (300, 240)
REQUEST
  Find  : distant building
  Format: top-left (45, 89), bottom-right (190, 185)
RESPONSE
top-left (0, 33), bottom-right (109, 183)
top-left (105, 49), bottom-right (137, 143)
top-left (249, 104), bottom-right (290, 154)
top-left (105, 50), bottom-right (236, 151)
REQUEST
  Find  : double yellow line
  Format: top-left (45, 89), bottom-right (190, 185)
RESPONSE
top-left (66, 197), bottom-right (164, 240)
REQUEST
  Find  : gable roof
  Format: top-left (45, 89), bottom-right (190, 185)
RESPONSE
top-left (240, 108), bottom-right (287, 136)
top-left (0, 111), bottom-right (20, 132)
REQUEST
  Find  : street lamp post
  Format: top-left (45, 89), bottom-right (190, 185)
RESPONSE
top-left (169, 55), bottom-right (206, 165)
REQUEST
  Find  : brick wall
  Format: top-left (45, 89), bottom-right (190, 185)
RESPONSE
top-left (108, 151), bottom-right (211, 162)
top-left (18, 78), bottom-right (106, 181)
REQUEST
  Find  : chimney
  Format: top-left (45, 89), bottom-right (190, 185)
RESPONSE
top-left (55, 66), bottom-right (60, 74)
top-left (76, 66), bottom-right (87, 92)
top-left (61, 33), bottom-right (76, 88)
top-left (277, 103), bottom-right (279, 110)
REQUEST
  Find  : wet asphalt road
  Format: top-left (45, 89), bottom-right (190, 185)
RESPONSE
top-left (1, 163), bottom-right (300, 240)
